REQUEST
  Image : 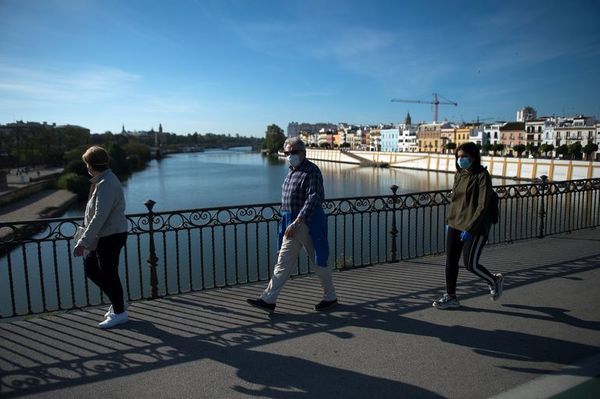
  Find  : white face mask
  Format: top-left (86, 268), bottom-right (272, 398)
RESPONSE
top-left (287, 154), bottom-right (301, 168)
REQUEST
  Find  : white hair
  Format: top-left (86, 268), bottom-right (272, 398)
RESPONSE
top-left (284, 136), bottom-right (306, 150)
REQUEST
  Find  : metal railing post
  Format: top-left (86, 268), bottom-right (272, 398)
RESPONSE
top-left (145, 199), bottom-right (160, 299)
top-left (538, 175), bottom-right (548, 238)
top-left (390, 185), bottom-right (399, 262)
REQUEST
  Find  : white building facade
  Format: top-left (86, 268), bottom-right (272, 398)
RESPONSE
top-left (398, 124), bottom-right (418, 152)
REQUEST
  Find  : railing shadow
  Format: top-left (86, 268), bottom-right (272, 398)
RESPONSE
top-left (2, 245), bottom-right (600, 397)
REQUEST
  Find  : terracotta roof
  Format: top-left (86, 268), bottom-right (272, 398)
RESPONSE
top-left (500, 122), bottom-right (525, 131)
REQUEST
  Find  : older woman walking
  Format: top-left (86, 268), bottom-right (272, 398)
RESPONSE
top-left (73, 146), bottom-right (129, 328)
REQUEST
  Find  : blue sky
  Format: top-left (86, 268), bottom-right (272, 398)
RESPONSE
top-left (1, 0), bottom-right (599, 136)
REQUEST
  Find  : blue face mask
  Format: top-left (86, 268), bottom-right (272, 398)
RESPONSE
top-left (287, 154), bottom-right (301, 168)
top-left (457, 157), bottom-right (472, 170)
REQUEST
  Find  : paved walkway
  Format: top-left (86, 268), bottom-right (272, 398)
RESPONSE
top-left (0, 190), bottom-right (77, 222)
top-left (0, 190), bottom-right (78, 241)
top-left (1, 168), bottom-right (63, 195)
top-left (1, 229), bottom-right (599, 398)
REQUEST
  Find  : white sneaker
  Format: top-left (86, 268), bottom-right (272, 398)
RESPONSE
top-left (104, 303), bottom-right (129, 318)
top-left (99, 311), bottom-right (128, 329)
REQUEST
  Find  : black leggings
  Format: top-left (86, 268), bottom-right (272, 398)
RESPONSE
top-left (445, 226), bottom-right (496, 296)
top-left (84, 232), bottom-right (128, 313)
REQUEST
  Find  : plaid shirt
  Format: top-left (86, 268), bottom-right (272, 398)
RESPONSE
top-left (281, 159), bottom-right (324, 221)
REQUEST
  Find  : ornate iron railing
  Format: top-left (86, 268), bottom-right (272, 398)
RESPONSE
top-left (1, 176), bottom-right (599, 318)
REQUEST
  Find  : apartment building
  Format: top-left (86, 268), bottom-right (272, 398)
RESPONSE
top-left (499, 122), bottom-right (526, 150)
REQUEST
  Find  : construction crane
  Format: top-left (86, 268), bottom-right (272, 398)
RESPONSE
top-left (391, 93), bottom-right (458, 123)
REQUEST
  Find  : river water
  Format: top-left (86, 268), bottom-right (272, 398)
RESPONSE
top-left (66, 148), bottom-right (508, 214)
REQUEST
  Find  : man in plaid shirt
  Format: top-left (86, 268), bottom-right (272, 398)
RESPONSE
top-left (247, 137), bottom-right (338, 314)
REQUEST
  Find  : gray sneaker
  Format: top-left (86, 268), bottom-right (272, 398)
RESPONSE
top-left (490, 273), bottom-right (504, 301)
top-left (433, 294), bottom-right (460, 309)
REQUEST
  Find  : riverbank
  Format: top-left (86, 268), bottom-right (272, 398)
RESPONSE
top-left (0, 189), bottom-right (78, 244)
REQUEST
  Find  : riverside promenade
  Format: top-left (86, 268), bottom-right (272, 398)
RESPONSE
top-left (0, 190), bottom-right (77, 242)
top-left (1, 228), bottom-right (599, 398)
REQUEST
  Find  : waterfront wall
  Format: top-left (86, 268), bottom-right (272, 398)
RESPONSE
top-left (0, 180), bottom-right (55, 207)
top-left (306, 149), bottom-right (600, 180)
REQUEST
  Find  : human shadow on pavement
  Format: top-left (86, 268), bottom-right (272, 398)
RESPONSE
top-left (0, 316), bottom-right (444, 399)
top-left (277, 301), bottom-right (599, 363)
top-left (2, 251), bottom-right (599, 397)
top-left (458, 303), bottom-right (600, 332)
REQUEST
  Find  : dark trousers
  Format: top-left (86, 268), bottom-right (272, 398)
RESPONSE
top-left (84, 232), bottom-right (128, 313)
top-left (445, 226), bottom-right (496, 295)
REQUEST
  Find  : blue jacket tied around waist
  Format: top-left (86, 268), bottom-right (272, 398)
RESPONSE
top-left (278, 206), bottom-right (329, 267)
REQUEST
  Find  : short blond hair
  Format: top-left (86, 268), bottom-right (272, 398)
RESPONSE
top-left (82, 146), bottom-right (110, 171)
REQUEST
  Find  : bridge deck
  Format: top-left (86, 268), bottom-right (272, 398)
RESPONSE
top-left (1, 229), bottom-right (599, 398)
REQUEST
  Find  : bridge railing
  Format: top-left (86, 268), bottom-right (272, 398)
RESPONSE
top-left (1, 176), bottom-right (598, 319)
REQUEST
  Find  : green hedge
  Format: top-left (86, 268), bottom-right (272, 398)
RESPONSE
top-left (58, 173), bottom-right (90, 201)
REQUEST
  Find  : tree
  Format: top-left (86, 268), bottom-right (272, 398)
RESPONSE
top-left (513, 144), bottom-right (526, 158)
top-left (445, 142), bottom-right (457, 152)
top-left (540, 143), bottom-right (554, 157)
top-left (556, 144), bottom-right (569, 159)
top-left (582, 143), bottom-right (598, 160)
top-left (526, 143), bottom-right (538, 158)
top-left (106, 143), bottom-right (130, 179)
top-left (64, 160), bottom-right (88, 176)
top-left (492, 143), bottom-right (505, 156)
top-left (568, 142), bottom-right (583, 160)
top-left (263, 124), bottom-right (286, 154)
top-left (482, 143), bottom-right (493, 155)
top-left (58, 173), bottom-right (90, 201)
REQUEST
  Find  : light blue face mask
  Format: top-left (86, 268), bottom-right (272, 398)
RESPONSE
top-left (287, 154), bottom-right (301, 168)
top-left (457, 157), bottom-right (472, 169)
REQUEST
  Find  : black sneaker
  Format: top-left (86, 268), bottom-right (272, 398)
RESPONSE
top-left (246, 298), bottom-right (276, 314)
top-left (315, 299), bottom-right (339, 311)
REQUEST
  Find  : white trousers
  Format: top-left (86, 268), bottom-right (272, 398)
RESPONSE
top-left (260, 222), bottom-right (337, 304)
